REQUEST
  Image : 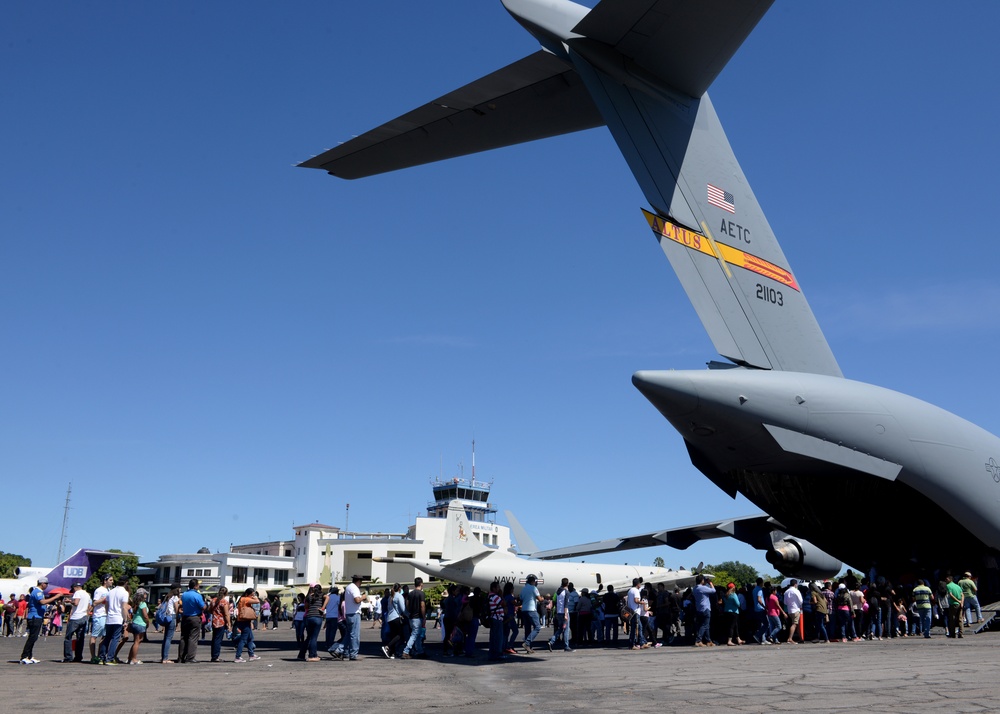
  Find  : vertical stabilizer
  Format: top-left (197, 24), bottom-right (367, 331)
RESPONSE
top-left (504, 509), bottom-right (541, 555)
top-left (442, 500), bottom-right (491, 561)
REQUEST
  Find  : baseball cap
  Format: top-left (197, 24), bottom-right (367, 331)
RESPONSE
top-left (38, 576), bottom-right (49, 585)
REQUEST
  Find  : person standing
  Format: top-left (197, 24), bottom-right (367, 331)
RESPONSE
top-left (486, 581), bottom-right (506, 661)
top-left (601, 585), bottom-right (620, 645)
top-left (402, 577), bottom-right (426, 659)
top-left (20, 577), bottom-right (66, 664)
top-left (178, 579), bottom-right (206, 663)
top-left (547, 578), bottom-right (573, 652)
top-left (811, 583), bottom-right (830, 643)
top-left (519, 575), bottom-right (542, 654)
top-left (625, 577), bottom-right (646, 650)
top-left (62, 582), bottom-right (91, 662)
top-left (299, 584), bottom-right (325, 662)
top-left (125, 588), bottom-right (151, 664)
top-left (158, 587), bottom-right (181, 664)
top-left (209, 587), bottom-right (232, 662)
top-left (911, 579), bottom-right (934, 638)
top-left (99, 577), bottom-right (131, 665)
top-left (382, 583), bottom-right (407, 659)
top-left (945, 573), bottom-right (964, 639)
top-left (751, 578), bottom-right (767, 644)
top-left (89, 575), bottom-right (113, 663)
top-left (323, 586), bottom-right (341, 651)
top-left (333, 574), bottom-right (363, 661)
top-left (722, 583), bottom-right (743, 646)
top-left (783, 580), bottom-right (803, 644)
top-left (959, 572), bottom-right (982, 626)
top-left (692, 575), bottom-right (716, 647)
top-left (234, 588), bottom-right (261, 662)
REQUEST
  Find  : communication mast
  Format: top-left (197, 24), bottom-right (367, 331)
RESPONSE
top-left (57, 482), bottom-right (72, 562)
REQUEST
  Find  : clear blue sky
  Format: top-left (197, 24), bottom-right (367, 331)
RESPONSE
top-left (3, 2), bottom-right (999, 576)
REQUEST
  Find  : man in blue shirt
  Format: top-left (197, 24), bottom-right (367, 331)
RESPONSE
top-left (692, 575), bottom-right (717, 647)
top-left (178, 579), bottom-right (206, 663)
top-left (20, 576), bottom-right (67, 664)
top-left (519, 575), bottom-right (542, 654)
top-left (751, 577), bottom-right (767, 644)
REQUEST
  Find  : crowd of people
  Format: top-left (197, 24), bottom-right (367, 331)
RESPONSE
top-left (2, 569), bottom-right (987, 665)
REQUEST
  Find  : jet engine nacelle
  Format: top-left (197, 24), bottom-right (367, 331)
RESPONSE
top-left (765, 536), bottom-right (841, 581)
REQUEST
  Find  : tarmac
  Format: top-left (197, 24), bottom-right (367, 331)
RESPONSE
top-left (4, 622), bottom-right (1000, 713)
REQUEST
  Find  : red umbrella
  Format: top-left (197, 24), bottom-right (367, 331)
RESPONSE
top-left (46, 586), bottom-right (71, 595)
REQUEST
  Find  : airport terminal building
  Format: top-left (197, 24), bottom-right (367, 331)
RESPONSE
top-left (142, 477), bottom-right (512, 598)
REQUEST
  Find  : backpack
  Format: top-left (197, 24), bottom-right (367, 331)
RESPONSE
top-left (154, 599), bottom-right (171, 627)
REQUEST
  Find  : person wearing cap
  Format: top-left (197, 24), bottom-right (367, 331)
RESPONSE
top-left (958, 572), bottom-right (981, 626)
top-left (20, 576), bottom-right (67, 664)
top-left (519, 574), bottom-right (542, 654)
top-left (89, 574), bottom-right (114, 663)
top-left (62, 582), bottom-right (92, 662)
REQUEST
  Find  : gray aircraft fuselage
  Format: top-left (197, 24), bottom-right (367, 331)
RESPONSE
top-left (634, 368), bottom-right (1000, 576)
top-left (301, 0), bottom-right (1000, 582)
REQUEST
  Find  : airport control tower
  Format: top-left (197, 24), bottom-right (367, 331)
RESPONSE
top-left (426, 441), bottom-right (496, 523)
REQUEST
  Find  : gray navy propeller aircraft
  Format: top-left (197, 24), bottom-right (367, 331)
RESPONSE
top-left (301, 0), bottom-right (1000, 584)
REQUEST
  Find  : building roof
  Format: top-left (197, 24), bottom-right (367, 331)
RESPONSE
top-left (293, 523), bottom-right (339, 530)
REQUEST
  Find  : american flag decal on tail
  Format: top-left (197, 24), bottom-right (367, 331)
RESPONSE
top-left (707, 183), bottom-right (735, 213)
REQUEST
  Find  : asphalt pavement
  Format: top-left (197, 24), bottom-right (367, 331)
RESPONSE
top-left (4, 622), bottom-right (999, 712)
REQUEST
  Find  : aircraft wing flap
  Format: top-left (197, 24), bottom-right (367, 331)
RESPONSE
top-left (573, 0), bottom-right (774, 97)
top-left (530, 513), bottom-right (780, 560)
top-left (299, 50), bottom-right (605, 179)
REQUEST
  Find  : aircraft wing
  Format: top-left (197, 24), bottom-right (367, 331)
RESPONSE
top-left (528, 513), bottom-right (781, 560)
top-left (298, 50), bottom-right (605, 179)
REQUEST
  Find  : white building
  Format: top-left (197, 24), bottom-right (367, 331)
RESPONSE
top-left (144, 476), bottom-right (513, 596)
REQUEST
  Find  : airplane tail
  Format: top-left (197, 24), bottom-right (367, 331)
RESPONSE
top-left (5, 549), bottom-right (120, 593)
top-left (302, 0), bottom-right (839, 377)
top-left (560, 1), bottom-right (840, 377)
top-left (442, 500), bottom-right (491, 562)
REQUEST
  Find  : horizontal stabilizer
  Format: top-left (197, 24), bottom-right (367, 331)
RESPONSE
top-left (530, 513), bottom-right (781, 560)
top-left (571, 0), bottom-right (774, 98)
top-left (299, 51), bottom-right (604, 179)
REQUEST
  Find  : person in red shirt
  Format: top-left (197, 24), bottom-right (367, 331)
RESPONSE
top-left (16, 596), bottom-right (29, 636)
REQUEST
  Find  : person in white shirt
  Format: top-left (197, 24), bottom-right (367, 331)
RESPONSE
top-left (627, 578), bottom-right (647, 649)
top-left (98, 578), bottom-right (131, 665)
top-left (783, 580), bottom-right (804, 644)
top-left (89, 574), bottom-right (113, 663)
top-left (335, 574), bottom-right (364, 661)
top-left (63, 583), bottom-right (92, 662)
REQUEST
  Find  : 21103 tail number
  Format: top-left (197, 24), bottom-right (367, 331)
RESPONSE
top-left (756, 283), bottom-right (783, 306)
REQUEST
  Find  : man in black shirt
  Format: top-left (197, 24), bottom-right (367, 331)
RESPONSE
top-left (602, 586), bottom-right (620, 646)
top-left (401, 577), bottom-right (426, 659)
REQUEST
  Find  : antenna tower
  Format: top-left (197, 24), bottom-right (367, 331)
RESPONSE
top-left (57, 482), bottom-right (72, 562)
